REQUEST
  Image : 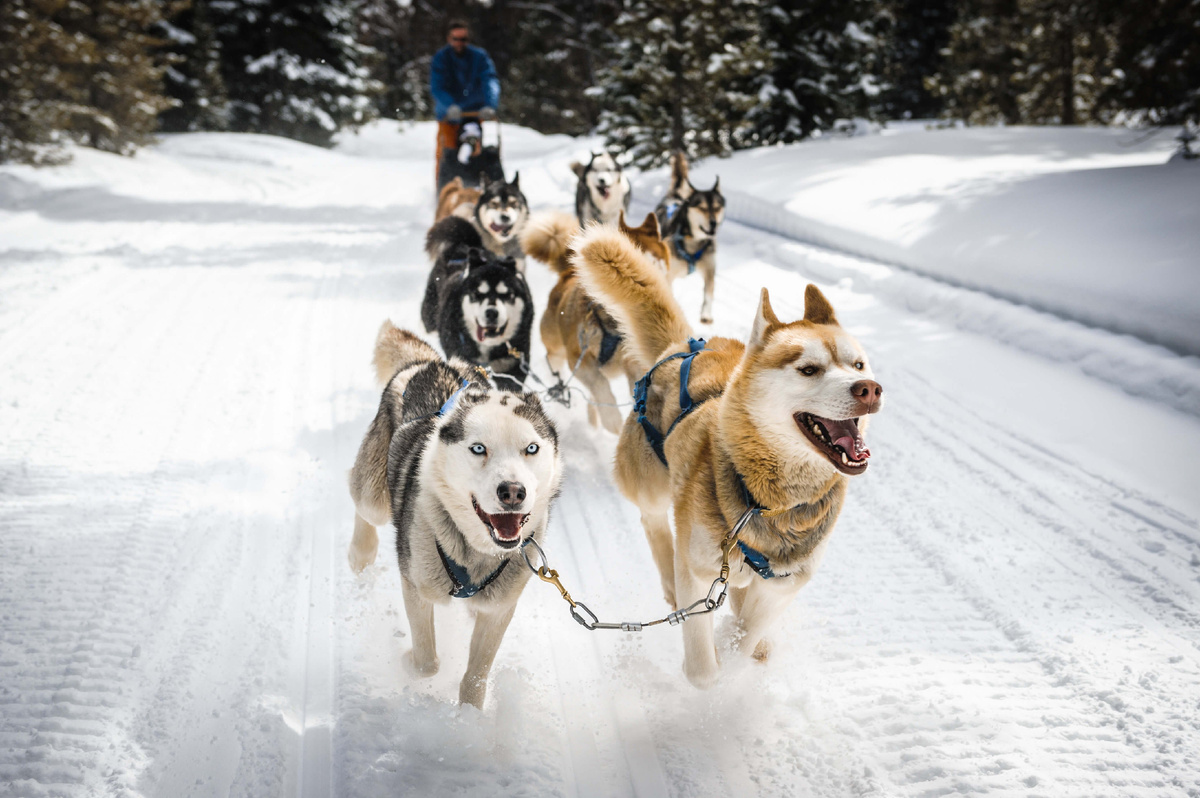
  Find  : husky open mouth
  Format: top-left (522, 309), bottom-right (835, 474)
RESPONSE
top-left (596, 184), bottom-right (611, 200)
top-left (475, 322), bottom-right (505, 342)
top-left (796, 412), bottom-right (871, 474)
top-left (472, 495), bottom-right (530, 549)
top-left (488, 221), bottom-right (513, 237)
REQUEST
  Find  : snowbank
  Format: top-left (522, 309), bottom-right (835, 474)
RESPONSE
top-left (678, 126), bottom-right (1200, 357)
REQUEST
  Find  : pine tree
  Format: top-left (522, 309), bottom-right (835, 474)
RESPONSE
top-left (159, 0), bottom-right (231, 132)
top-left (1104, 0), bottom-right (1200, 125)
top-left (596, 0), bottom-right (763, 167)
top-left (211, 0), bottom-right (381, 146)
top-left (1, 0), bottom-right (174, 162)
top-left (877, 0), bottom-right (955, 120)
top-left (745, 0), bottom-right (888, 145)
top-left (930, 0), bottom-right (1121, 125)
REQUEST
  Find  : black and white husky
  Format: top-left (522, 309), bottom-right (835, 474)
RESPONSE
top-left (428, 173), bottom-right (529, 270)
top-left (348, 322), bottom-right (562, 708)
top-left (654, 152), bottom-right (725, 324)
top-left (571, 151), bottom-right (632, 227)
top-left (421, 239), bottom-right (534, 390)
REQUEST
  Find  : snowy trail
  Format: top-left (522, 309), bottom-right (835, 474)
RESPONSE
top-left (2, 123), bottom-right (1199, 797)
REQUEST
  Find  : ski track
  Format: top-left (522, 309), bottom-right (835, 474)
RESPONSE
top-left (2, 130), bottom-right (1199, 797)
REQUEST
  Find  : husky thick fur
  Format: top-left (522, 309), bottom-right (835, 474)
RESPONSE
top-left (435, 176), bottom-right (480, 222)
top-left (570, 151), bottom-right (632, 227)
top-left (347, 321), bottom-right (562, 708)
top-left (521, 209), bottom-right (672, 432)
top-left (571, 227), bottom-right (885, 688)
top-left (654, 152), bottom-right (725, 323)
top-left (421, 242), bottom-right (534, 390)
top-left (427, 173), bottom-right (529, 269)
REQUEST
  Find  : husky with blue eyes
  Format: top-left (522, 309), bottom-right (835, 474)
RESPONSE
top-left (347, 321), bottom-right (562, 708)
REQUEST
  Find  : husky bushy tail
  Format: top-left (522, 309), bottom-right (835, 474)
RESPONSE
top-left (373, 320), bottom-right (439, 386)
top-left (520, 211), bottom-right (579, 275)
top-left (570, 225), bottom-right (692, 372)
top-left (669, 151), bottom-right (691, 198)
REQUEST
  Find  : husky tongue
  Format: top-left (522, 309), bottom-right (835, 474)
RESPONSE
top-left (824, 417), bottom-right (870, 461)
top-left (488, 512), bottom-right (523, 541)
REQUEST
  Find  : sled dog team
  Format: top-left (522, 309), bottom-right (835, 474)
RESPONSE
top-left (348, 152), bottom-right (885, 707)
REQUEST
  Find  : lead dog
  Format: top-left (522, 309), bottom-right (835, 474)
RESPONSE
top-left (571, 151), bottom-right (632, 227)
top-left (347, 321), bottom-right (562, 708)
top-left (522, 209), bottom-right (673, 432)
top-left (571, 227), bottom-right (884, 688)
top-left (654, 152), bottom-right (724, 324)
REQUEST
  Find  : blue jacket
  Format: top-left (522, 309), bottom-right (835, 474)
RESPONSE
top-left (430, 45), bottom-right (500, 120)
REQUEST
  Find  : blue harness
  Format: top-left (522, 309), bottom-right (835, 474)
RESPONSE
top-left (664, 201), bottom-right (711, 275)
top-left (632, 338), bottom-right (709, 466)
top-left (732, 472), bottom-right (789, 580)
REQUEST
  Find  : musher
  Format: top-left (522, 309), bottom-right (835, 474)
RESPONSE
top-left (431, 19), bottom-right (500, 185)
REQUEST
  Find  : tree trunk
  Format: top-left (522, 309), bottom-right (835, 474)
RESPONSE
top-left (669, 10), bottom-right (685, 153)
top-left (1060, 22), bottom-right (1075, 124)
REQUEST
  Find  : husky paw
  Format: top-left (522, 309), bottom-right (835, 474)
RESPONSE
top-left (459, 676), bottom-right (487, 709)
top-left (752, 638), bottom-right (772, 663)
top-left (683, 658), bottom-right (720, 690)
top-left (347, 541), bottom-right (378, 574)
top-left (403, 650), bottom-right (440, 678)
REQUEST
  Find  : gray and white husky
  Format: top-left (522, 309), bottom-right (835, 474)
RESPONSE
top-left (347, 321), bottom-right (562, 708)
top-left (571, 151), bottom-right (632, 227)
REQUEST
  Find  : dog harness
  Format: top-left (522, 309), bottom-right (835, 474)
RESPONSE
top-left (672, 232), bottom-right (710, 275)
top-left (663, 200), bottom-right (710, 275)
top-left (590, 308), bottom-right (623, 367)
top-left (632, 338), bottom-right (709, 466)
top-left (435, 539), bottom-right (516, 599)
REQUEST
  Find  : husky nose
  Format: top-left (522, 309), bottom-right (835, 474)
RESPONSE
top-left (850, 380), bottom-right (883, 414)
top-left (484, 307), bottom-right (499, 324)
top-left (497, 481), bottom-right (526, 509)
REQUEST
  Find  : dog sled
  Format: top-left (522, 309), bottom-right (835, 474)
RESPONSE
top-left (436, 112), bottom-right (505, 192)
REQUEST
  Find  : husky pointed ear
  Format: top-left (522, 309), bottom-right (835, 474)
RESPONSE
top-left (803, 284), bottom-right (839, 326)
top-left (711, 176), bottom-right (720, 193)
top-left (640, 211), bottom-right (661, 238)
top-left (477, 173), bottom-right (491, 191)
top-left (570, 160), bottom-right (586, 178)
top-left (510, 171), bottom-right (520, 188)
top-left (750, 288), bottom-right (781, 349)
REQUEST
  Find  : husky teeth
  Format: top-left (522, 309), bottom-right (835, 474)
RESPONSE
top-left (841, 452), bottom-right (848, 464)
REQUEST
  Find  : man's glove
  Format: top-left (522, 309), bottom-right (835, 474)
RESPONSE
top-left (445, 104), bottom-right (462, 122)
top-left (479, 106), bottom-right (497, 121)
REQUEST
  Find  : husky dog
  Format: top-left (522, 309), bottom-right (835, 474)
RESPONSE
top-left (654, 152), bottom-right (725, 324)
top-left (571, 227), bottom-right (885, 688)
top-left (571, 151), bottom-right (632, 227)
top-left (426, 172), bottom-right (529, 270)
top-left (521, 209), bottom-right (672, 433)
top-left (421, 243), bottom-right (534, 390)
top-left (434, 176), bottom-right (480, 222)
top-left (347, 321), bottom-right (562, 708)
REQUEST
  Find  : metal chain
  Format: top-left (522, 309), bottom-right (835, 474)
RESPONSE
top-left (521, 506), bottom-right (759, 632)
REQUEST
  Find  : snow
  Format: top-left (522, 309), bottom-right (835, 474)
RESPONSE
top-left (2, 120), bottom-right (1200, 798)
top-left (675, 125), bottom-right (1200, 356)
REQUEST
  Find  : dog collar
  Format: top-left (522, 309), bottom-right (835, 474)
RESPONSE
top-left (731, 471), bottom-right (820, 580)
top-left (435, 539), bottom-right (513, 599)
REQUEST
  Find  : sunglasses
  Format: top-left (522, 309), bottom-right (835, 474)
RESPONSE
top-left (450, 35), bottom-right (469, 43)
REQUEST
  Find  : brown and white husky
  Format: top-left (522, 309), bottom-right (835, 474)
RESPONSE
top-left (570, 226), bottom-right (884, 688)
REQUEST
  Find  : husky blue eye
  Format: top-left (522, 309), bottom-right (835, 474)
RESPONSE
top-left (525, 443), bottom-right (539, 455)
top-left (854, 361), bottom-right (865, 370)
top-left (470, 443), bottom-right (486, 455)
